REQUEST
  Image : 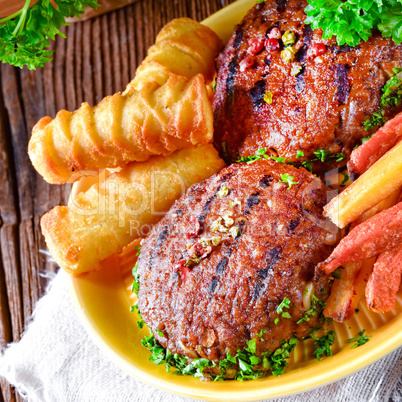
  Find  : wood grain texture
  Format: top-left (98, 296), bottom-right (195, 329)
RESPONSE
top-left (0, 0), bottom-right (236, 399)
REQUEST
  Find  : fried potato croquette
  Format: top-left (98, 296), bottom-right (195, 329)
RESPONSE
top-left (41, 145), bottom-right (225, 275)
top-left (127, 18), bottom-right (222, 90)
top-left (28, 18), bottom-right (222, 184)
top-left (29, 74), bottom-right (212, 184)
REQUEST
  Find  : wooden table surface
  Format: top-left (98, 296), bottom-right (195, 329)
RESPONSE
top-left (0, 1), bottom-right (235, 399)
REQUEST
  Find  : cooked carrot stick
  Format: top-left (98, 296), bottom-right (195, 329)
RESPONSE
top-left (348, 111), bottom-right (402, 180)
top-left (324, 139), bottom-right (402, 228)
top-left (321, 201), bottom-right (402, 274)
top-left (366, 243), bottom-right (402, 313)
top-left (323, 191), bottom-right (399, 322)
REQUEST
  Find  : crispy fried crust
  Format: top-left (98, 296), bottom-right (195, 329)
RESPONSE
top-left (29, 18), bottom-right (222, 184)
top-left (41, 145), bottom-right (225, 275)
top-left (29, 74), bottom-right (213, 184)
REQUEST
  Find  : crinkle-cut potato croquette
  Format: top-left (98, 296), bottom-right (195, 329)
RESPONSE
top-left (29, 73), bottom-right (212, 184)
top-left (126, 17), bottom-right (223, 91)
top-left (28, 18), bottom-right (222, 184)
top-left (40, 145), bottom-right (226, 276)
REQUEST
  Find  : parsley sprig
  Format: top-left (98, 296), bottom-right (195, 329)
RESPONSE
top-left (363, 67), bottom-right (402, 130)
top-left (347, 330), bottom-right (371, 349)
top-left (275, 297), bottom-right (292, 324)
top-left (305, 0), bottom-right (402, 47)
top-left (0, 0), bottom-right (99, 70)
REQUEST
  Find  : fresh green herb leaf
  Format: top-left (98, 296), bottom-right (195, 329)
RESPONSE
top-left (313, 331), bottom-right (335, 361)
top-left (347, 330), bottom-right (371, 349)
top-left (246, 338), bottom-right (257, 354)
top-left (296, 150), bottom-right (304, 158)
top-left (305, 0), bottom-right (402, 47)
top-left (297, 294), bottom-right (326, 324)
top-left (280, 173), bottom-right (299, 189)
top-left (0, 0), bottom-right (100, 69)
top-left (131, 263), bottom-right (140, 295)
top-left (277, 297), bottom-right (291, 314)
top-left (341, 171), bottom-right (349, 186)
top-left (274, 318), bottom-right (280, 325)
top-left (257, 329), bottom-right (267, 341)
top-left (363, 67), bottom-right (402, 130)
top-left (332, 268), bottom-right (341, 280)
top-left (212, 79), bottom-right (217, 91)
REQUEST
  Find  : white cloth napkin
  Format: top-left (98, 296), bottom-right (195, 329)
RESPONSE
top-left (0, 270), bottom-right (401, 402)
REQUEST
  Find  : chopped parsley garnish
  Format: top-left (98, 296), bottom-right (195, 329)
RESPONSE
top-left (363, 67), bottom-right (402, 130)
top-left (212, 78), bottom-right (217, 92)
top-left (141, 332), bottom-right (299, 381)
top-left (280, 173), bottom-right (299, 189)
top-left (347, 330), bottom-right (371, 349)
top-left (340, 171), bottom-right (349, 187)
top-left (297, 294), bottom-right (326, 324)
top-left (312, 331), bottom-right (335, 361)
top-left (237, 148), bottom-right (344, 172)
top-left (304, 1), bottom-right (402, 47)
top-left (0, 0), bottom-right (99, 69)
top-left (257, 329), bottom-right (267, 341)
top-left (275, 297), bottom-right (292, 324)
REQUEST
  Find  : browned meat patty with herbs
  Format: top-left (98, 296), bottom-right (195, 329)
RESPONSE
top-left (213, 0), bottom-right (402, 168)
top-left (136, 160), bottom-right (337, 364)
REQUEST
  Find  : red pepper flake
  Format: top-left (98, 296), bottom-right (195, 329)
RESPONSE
top-left (180, 266), bottom-right (191, 283)
top-left (268, 27), bottom-right (281, 39)
top-left (187, 216), bottom-right (200, 238)
top-left (239, 57), bottom-right (255, 72)
top-left (265, 38), bottom-right (280, 53)
top-left (171, 259), bottom-right (186, 272)
top-left (308, 43), bottom-right (326, 58)
top-left (247, 38), bottom-right (264, 55)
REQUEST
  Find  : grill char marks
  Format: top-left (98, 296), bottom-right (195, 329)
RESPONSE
top-left (332, 64), bottom-right (351, 104)
top-left (260, 175), bottom-right (273, 189)
top-left (207, 276), bottom-right (220, 294)
top-left (287, 217), bottom-right (300, 233)
top-left (147, 225), bottom-right (169, 270)
top-left (245, 192), bottom-right (260, 215)
top-left (296, 25), bottom-right (313, 63)
top-left (198, 173), bottom-right (234, 223)
top-left (295, 70), bottom-right (305, 94)
top-left (249, 80), bottom-right (267, 110)
top-left (276, 0), bottom-right (288, 13)
top-left (215, 257), bottom-right (229, 275)
top-left (266, 246), bottom-right (281, 269)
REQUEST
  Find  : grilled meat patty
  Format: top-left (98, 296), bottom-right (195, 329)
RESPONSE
top-left (137, 160), bottom-right (336, 363)
top-left (213, 0), bottom-right (402, 168)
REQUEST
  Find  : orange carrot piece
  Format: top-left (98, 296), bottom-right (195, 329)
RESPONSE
top-left (321, 201), bottom-right (402, 274)
top-left (348, 111), bottom-right (402, 179)
top-left (366, 243), bottom-right (402, 313)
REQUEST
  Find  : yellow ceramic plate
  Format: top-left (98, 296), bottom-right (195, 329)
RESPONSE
top-left (67, 1), bottom-right (402, 400)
